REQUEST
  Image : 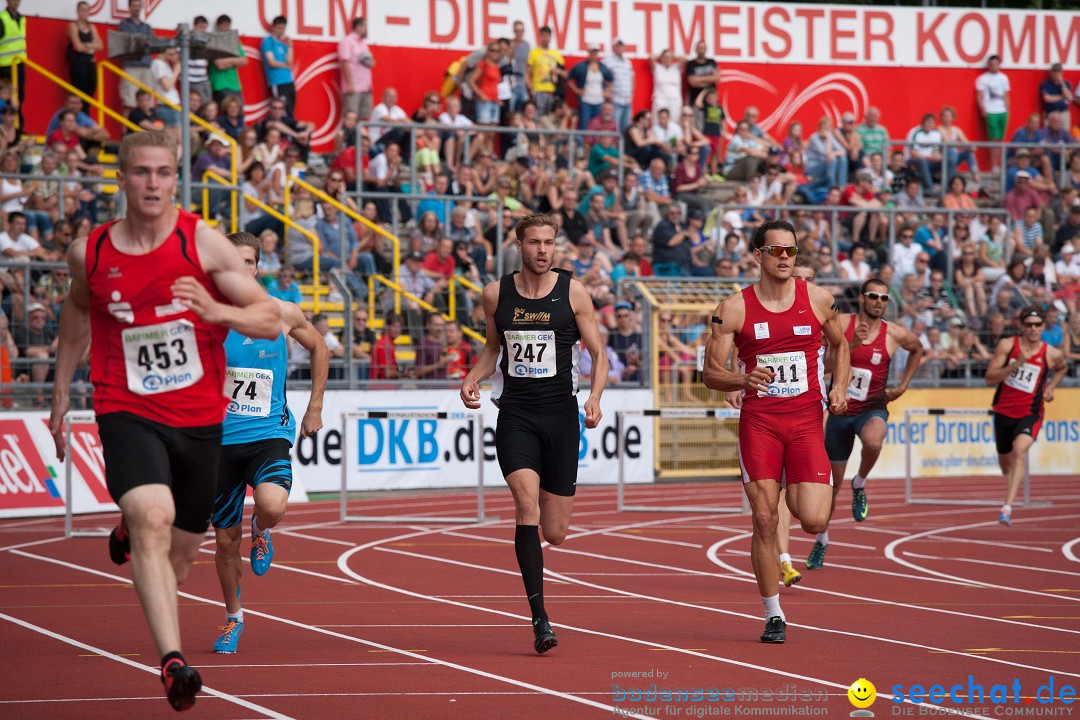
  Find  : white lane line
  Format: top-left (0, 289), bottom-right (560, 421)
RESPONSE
top-left (0, 535), bottom-right (69, 553)
top-left (903, 552), bottom-right (1080, 578)
top-left (884, 514), bottom-right (1080, 603)
top-left (0, 612), bottom-right (291, 719)
top-left (603, 532), bottom-right (704, 548)
top-left (8, 550), bottom-right (623, 716)
top-left (194, 546), bottom-right (356, 585)
top-left (334, 529), bottom-right (1000, 717)
top-left (1063, 538), bottom-right (1080, 565)
top-left (928, 535), bottom-right (1055, 553)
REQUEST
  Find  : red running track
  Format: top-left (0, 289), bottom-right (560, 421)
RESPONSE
top-left (1, 477), bottom-right (1078, 719)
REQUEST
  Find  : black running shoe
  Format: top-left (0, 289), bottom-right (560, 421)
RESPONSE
top-left (108, 517), bottom-right (130, 566)
top-left (161, 658), bottom-right (202, 712)
top-left (760, 616), bottom-right (786, 644)
top-left (532, 618), bottom-right (558, 654)
top-left (852, 486), bottom-right (869, 522)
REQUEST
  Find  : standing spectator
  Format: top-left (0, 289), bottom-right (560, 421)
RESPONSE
top-left (151, 47), bottom-right (182, 142)
top-left (338, 17), bottom-right (374, 121)
top-left (371, 311), bottom-right (403, 380)
top-left (526, 26), bottom-right (564, 117)
top-left (975, 54), bottom-right (1010, 172)
top-left (468, 42), bottom-right (504, 126)
top-left (1040, 62), bottom-right (1074, 125)
top-left (67, 1), bottom-right (102, 107)
top-left (116, 0), bottom-right (153, 117)
top-left (182, 16), bottom-right (212, 106)
top-left (507, 20), bottom-right (530, 112)
top-left (856, 106), bottom-right (890, 160)
top-left (650, 49), bottom-right (685, 121)
top-left (369, 87), bottom-right (407, 145)
top-left (685, 41), bottom-right (719, 127)
top-left (567, 44), bottom-right (612, 131)
top-left (939, 106), bottom-right (981, 188)
top-left (0, 0), bottom-right (25, 120)
top-left (602, 38), bottom-right (634, 132)
top-left (210, 14), bottom-right (247, 106)
top-left (261, 16), bottom-right (296, 117)
top-left (907, 113), bottom-right (944, 195)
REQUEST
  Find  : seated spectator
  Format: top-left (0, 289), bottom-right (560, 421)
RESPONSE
top-left (608, 301), bottom-right (643, 381)
top-left (571, 235), bottom-right (614, 278)
top-left (638, 157), bottom-right (672, 232)
top-left (256, 230), bottom-right (282, 285)
top-left (286, 197), bottom-right (342, 278)
top-left (422, 237), bottom-right (456, 281)
top-left (412, 313), bottom-right (451, 380)
top-left (582, 190), bottom-right (623, 259)
top-left (954, 241), bottom-right (988, 321)
top-left (906, 113), bottom-right (943, 195)
top-left (579, 324), bottom-right (625, 384)
top-left (371, 310), bottom-right (403, 380)
top-left (416, 173), bottom-right (453, 226)
top-left (914, 212), bottom-right (948, 272)
top-left (0, 105), bottom-right (30, 157)
top-left (990, 259), bottom-right (1032, 316)
top-left (438, 95), bottom-right (474, 172)
top-left (257, 97), bottom-right (315, 156)
top-left (334, 109), bottom-right (360, 152)
top-left (1042, 306), bottom-right (1065, 348)
top-left (318, 201), bottom-right (373, 293)
top-left (410, 211), bottom-right (443, 255)
top-left (840, 170), bottom-right (882, 245)
top-left (217, 95), bottom-right (245, 141)
top-left (976, 214), bottom-right (1008, 282)
top-left (13, 303), bottom-right (57, 387)
top-left (291, 313), bottom-right (344, 380)
top-left (624, 110), bottom-right (668, 169)
top-left (839, 244), bottom-right (872, 283)
top-left (1, 212), bottom-right (54, 261)
top-left (443, 321), bottom-right (475, 381)
top-left (1054, 204), bottom-right (1080, 254)
top-left (1063, 313), bottom-right (1080, 376)
top-left (194, 135), bottom-right (232, 219)
top-left (894, 177), bottom-right (926, 212)
top-left (918, 268), bottom-right (963, 329)
top-left (1056, 242), bottom-right (1079, 315)
top-left (673, 147), bottom-right (710, 213)
top-left (267, 264), bottom-right (301, 304)
top-left (588, 132), bottom-right (620, 180)
top-left (651, 203), bottom-right (693, 276)
top-left (724, 120), bottom-right (768, 182)
top-left (1006, 148), bottom-right (1056, 195)
top-left (127, 89), bottom-right (163, 131)
top-left (1011, 206), bottom-right (1045, 259)
top-left (942, 175), bottom-right (976, 211)
top-left (45, 94), bottom-right (109, 146)
top-left (801, 116), bottom-right (845, 200)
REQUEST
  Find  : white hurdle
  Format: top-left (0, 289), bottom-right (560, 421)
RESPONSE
top-left (62, 412), bottom-right (112, 539)
top-left (616, 408), bottom-right (749, 514)
top-left (903, 407), bottom-right (1049, 508)
top-left (339, 410), bottom-right (490, 524)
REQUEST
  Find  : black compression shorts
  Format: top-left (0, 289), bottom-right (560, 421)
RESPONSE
top-left (495, 398), bottom-right (581, 497)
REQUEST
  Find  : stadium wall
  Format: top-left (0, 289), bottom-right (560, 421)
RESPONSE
top-left (25, 1), bottom-right (1080, 153)
top-left (5, 388), bottom-right (1076, 518)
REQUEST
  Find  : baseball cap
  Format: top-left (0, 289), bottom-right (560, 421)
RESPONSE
top-left (1019, 305), bottom-right (1045, 322)
top-left (841, 112), bottom-right (855, 122)
top-left (1014, 170), bottom-right (1032, 179)
top-left (1015, 149), bottom-right (1031, 158)
top-left (1061, 242), bottom-right (1075, 253)
top-left (27, 303), bottom-right (46, 314)
top-left (207, 134), bottom-right (228, 146)
top-left (614, 301), bottom-right (633, 312)
top-left (722, 210), bottom-right (743, 228)
top-left (587, 42), bottom-right (601, 51)
top-left (406, 251), bottom-right (424, 262)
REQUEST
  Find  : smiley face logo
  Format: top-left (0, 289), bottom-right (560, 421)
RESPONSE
top-left (848, 678), bottom-right (876, 709)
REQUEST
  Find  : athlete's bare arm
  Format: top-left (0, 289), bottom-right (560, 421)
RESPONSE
top-left (1043, 346), bottom-right (1068, 403)
top-left (460, 281), bottom-right (502, 409)
top-left (703, 293), bottom-right (773, 393)
top-left (48, 238), bottom-right (91, 460)
top-left (885, 321), bottom-right (924, 401)
top-left (570, 277), bottom-right (607, 429)
top-left (279, 298), bottom-right (328, 437)
top-left (811, 285), bottom-right (849, 415)
top-left (984, 338), bottom-right (1028, 386)
top-left (172, 221), bottom-right (279, 340)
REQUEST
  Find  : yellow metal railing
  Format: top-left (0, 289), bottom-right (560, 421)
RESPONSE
top-left (223, 190), bottom-right (323, 312)
top-left (98, 60), bottom-right (238, 220)
top-left (367, 274), bottom-right (484, 344)
top-left (201, 170), bottom-right (239, 233)
top-left (283, 175), bottom-right (402, 313)
top-left (13, 57), bottom-right (141, 134)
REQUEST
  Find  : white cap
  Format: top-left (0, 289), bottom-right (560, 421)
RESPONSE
top-left (722, 210), bottom-right (743, 228)
top-left (1062, 242), bottom-right (1076, 254)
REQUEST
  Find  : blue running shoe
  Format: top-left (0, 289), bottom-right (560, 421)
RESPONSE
top-left (213, 620), bottom-right (244, 654)
top-left (806, 542), bottom-right (828, 569)
top-left (998, 510), bottom-right (1011, 527)
top-left (250, 531), bottom-right (273, 576)
top-left (852, 487), bottom-right (869, 522)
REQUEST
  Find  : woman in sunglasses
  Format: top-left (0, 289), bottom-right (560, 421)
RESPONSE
top-left (703, 220), bottom-right (850, 644)
top-left (985, 306), bottom-right (1068, 527)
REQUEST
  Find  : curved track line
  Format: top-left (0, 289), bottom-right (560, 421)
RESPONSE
top-left (0, 612), bottom-right (291, 719)
top-left (705, 533), bottom-right (1080, 636)
top-left (884, 514), bottom-right (1080, 603)
top-left (7, 550), bottom-right (620, 716)
top-left (337, 523), bottom-right (1080, 690)
top-left (1063, 538), bottom-right (1080, 564)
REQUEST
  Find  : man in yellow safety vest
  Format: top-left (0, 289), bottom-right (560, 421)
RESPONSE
top-left (0, 0), bottom-right (25, 115)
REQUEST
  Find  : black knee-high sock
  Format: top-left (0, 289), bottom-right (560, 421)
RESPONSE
top-left (514, 524), bottom-right (547, 622)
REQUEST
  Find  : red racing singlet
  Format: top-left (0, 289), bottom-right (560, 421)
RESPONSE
top-left (991, 337), bottom-right (1049, 419)
top-left (734, 279), bottom-right (825, 413)
top-left (842, 315), bottom-right (891, 416)
top-left (86, 210), bottom-right (230, 427)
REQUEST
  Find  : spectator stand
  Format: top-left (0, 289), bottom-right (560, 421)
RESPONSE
top-left (619, 277), bottom-right (741, 481)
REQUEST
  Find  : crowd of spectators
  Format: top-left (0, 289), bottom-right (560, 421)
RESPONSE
top-left (1, 5), bottom-right (1080, 389)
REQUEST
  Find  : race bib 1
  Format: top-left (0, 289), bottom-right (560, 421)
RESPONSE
top-left (122, 320), bottom-right (203, 396)
top-left (1004, 362), bottom-right (1040, 395)
top-left (755, 351), bottom-right (809, 398)
top-left (504, 330), bottom-right (556, 379)
top-left (847, 367), bottom-right (874, 402)
top-left (224, 366), bottom-right (274, 416)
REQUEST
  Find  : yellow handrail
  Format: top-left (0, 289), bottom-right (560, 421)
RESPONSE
top-left (13, 57), bottom-right (141, 134)
top-left (367, 274), bottom-right (485, 344)
top-left (200, 170), bottom-right (239, 233)
top-left (234, 191), bottom-right (323, 311)
top-left (285, 175), bottom-right (402, 313)
top-left (98, 61), bottom-right (238, 195)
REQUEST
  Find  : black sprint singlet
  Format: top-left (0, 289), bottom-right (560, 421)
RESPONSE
top-left (491, 268), bottom-right (581, 407)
